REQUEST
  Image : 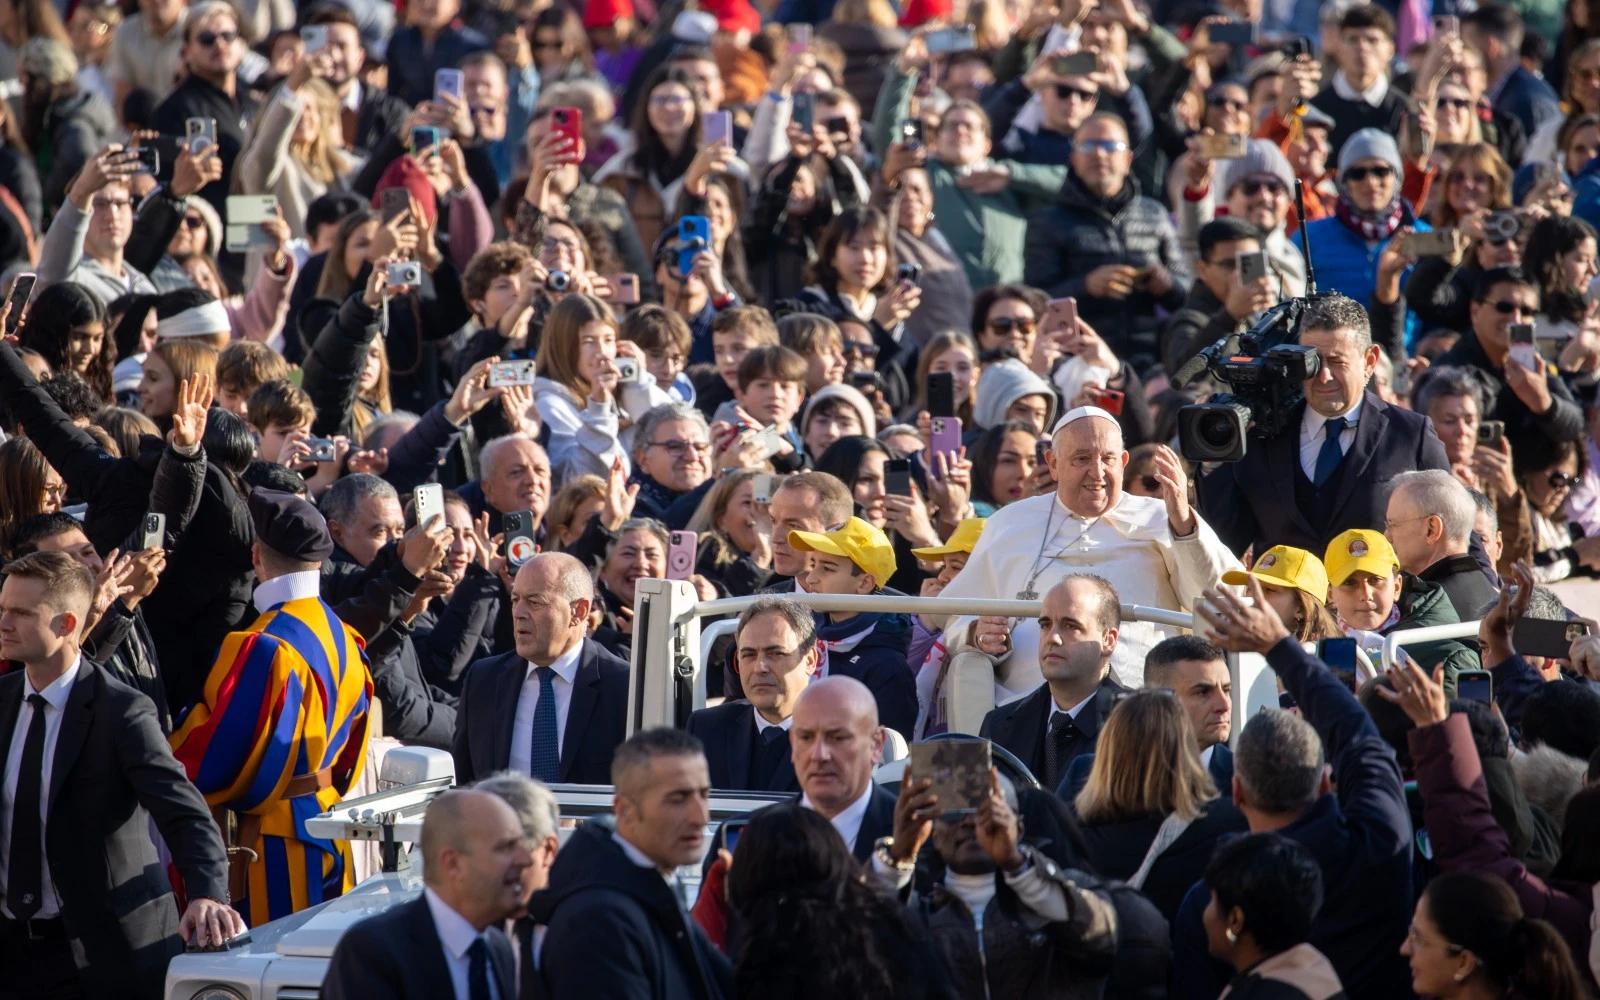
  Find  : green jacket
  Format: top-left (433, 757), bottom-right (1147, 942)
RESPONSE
top-left (871, 66), bottom-right (1067, 288)
top-left (1387, 576), bottom-right (1480, 699)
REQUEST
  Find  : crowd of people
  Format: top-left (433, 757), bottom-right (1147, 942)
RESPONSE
top-left (1, 0), bottom-right (1600, 995)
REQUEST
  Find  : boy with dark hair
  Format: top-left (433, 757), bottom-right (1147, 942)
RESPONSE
top-left (696, 305), bottom-right (778, 422)
top-left (734, 344), bottom-right (807, 472)
top-left (789, 516), bottom-right (917, 737)
top-left (246, 378), bottom-right (346, 497)
top-left (620, 304), bottom-right (695, 403)
top-left (1309, 5), bottom-right (1408, 151)
top-left (216, 340), bottom-right (291, 417)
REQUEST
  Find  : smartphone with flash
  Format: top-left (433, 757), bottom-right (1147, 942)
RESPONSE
top-left (929, 416), bottom-right (962, 473)
top-left (1456, 669), bottom-right (1492, 704)
top-left (606, 274), bottom-right (641, 305)
top-left (1513, 617), bottom-right (1591, 659)
top-left (503, 509), bottom-right (537, 567)
top-left (1508, 323), bottom-right (1538, 371)
top-left (434, 68), bottom-right (464, 103)
top-left (413, 483), bottom-right (444, 530)
top-left (1045, 296), bottom-right (1078, 335)
top-left (141, 512), bottom-right (166, 551)
top-left (704, 110), bottom-right (733, 147)
top-left (1237, 250), bottom-right (1269, 284)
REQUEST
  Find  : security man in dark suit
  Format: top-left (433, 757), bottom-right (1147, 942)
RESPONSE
top-left (1057, 634), bottom-right (1236, 801)
top-left (1198, 293), bottom-right (1452, 558)
top-left (0, 551), bottom-right (238, 1000)
top-left (980, 575), bottom-right (1132, 791)
top-left (688, 599), bottom-right (817, 794)
top-left (322, 789), bottom-right (524, 1000)
top-left (452, 552), bottom-right (629, 785)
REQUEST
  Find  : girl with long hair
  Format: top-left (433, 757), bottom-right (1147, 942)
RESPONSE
top-left (684, 467), bottom-right (774, 596)
top-left (797, 206), bottom-right (920, 369)
top-left (0, 434), bottom-right (63, 554)
top-left (1231, 544), bottom-right (1345, 644)
top-left (966, 421), bottom-right (1039, 514)
top-left (237, 71), bottom-right (352, 239)
top-left (903, 331), bottom-right (978, 426)
top-left (1522, 215), bottom-right (1599, 337)
top-left (137, 339), bottom-right (216, 430)
top-left (17, 281), bottom-right (111, 402)
top-left (533, 293), bottom-right (641, 481)
top-left (728, 803), bottom-right (956, 999)
top-left (1427, 143), bottom-right (1513, 233)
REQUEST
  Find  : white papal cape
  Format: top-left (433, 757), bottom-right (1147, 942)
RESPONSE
top-left (939, 490), bottom-right (1243, 702)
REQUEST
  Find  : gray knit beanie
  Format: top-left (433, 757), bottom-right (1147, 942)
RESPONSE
top-left (1336, 128), bottom-right (1404, 184)
top-left (1221, 139), bottom-right (1297, 198)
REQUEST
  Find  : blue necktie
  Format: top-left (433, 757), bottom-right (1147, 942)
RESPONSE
top-left (1313, 415), bottom-right (1348, 487)
top-left (529, 667), bottom-right (560, 783)
top-left (467, 937), bottom-right (492, 1000)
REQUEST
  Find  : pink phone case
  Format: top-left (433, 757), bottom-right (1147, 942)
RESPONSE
top-left (929, 416), bottom-right (962, 471)
top-left (667, 532), bottom-right (698, 580)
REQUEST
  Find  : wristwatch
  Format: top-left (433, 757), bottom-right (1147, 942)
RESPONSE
top-left (874, 836), bottom-right (917, 873)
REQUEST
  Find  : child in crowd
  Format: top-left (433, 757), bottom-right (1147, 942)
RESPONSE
top-left (906, 517), bottom-right (986, 739)
top-left (247, 378), bottom-right (343, 498)
top-left (788, 515), bottom-right (917, 737)
top-left (699, 305), bottom-right (778, 422)
top-left (730, 344), bottom-right (807, 473)
top-left (214, 341), bottom-right (291, 419)
top-left (621, 304), bottom-right (695, 403)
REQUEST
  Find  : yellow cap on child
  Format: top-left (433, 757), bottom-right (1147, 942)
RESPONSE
top-left (789, 516), bottom-right (897, 588)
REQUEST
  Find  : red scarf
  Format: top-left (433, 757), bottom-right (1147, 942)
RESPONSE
top-left (1334, 194), bottom-right (1405, 242)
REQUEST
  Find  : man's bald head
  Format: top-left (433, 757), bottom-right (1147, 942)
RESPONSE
top-left (421, 790), bottom-right (514, 882)
top-left (510, 552), bottom-right (594, 664)
top-left (420, 789), bottom-right (535, 928)
top-left (791, 676), bottom-right (886, 818)
top-left (516, 551), bottom-right (596, 603)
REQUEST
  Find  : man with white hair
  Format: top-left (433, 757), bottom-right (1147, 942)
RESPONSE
top-left (940, 405), bottom-right (1240, 699)
top-left (462, 433), bottom-right (552, 536)
top-left (1384, 469), bottom-right (1499, 621)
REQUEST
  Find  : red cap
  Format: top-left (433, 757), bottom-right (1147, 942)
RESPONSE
top-left (698, 0), bottom-right (760, 35)
top-left (371, 155), bottom-right (437, 226)
top-left (582, 0), bottom-right (633, 29)
top-left (898, 0), bottom-right (950, 27)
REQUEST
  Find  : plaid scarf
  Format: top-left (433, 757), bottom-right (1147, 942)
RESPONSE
top-left (1334, 194), bottom-right (1406, 242)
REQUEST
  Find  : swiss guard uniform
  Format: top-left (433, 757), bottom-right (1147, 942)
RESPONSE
top-left (171, 488), bottom-right (373, 927)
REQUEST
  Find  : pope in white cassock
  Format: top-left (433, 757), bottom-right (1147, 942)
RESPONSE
top-left (940, 405), bottom-right (1243, 701)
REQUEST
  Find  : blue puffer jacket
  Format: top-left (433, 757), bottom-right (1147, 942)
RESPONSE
top-left (1301, 206), bottom-right (1428, 343)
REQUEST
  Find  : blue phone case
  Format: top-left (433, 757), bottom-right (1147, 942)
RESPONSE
top-left (678, 216), bottom-right (711, 276)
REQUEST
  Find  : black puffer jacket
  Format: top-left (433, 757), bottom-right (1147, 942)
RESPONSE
top-left (302, 291), bottom-right (383, 441)
top-left (1024, 171), bottom-right (1190, 374)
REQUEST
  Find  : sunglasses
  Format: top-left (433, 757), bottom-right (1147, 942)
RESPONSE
top-left (1054, 83), bottom-right (1098, 101)
top-left (1236, 178), bottom-right (1286, 197)
top-left (1075, 138), bottom-right (1128, 154)
top-left (196, 29), bottom-right (238, 46)
top-left (1489, 300), bottom-right (1533, 316)
top-left (988, 316), bottom-right (1036, 334)
top-left (1547, 471), bottom-right (1580, 490)
top-left (1436, 96), bottom-right (1473, 111)
top-left (180, 216), bottom-right (205, 229)
top-left (842, 340), bottom-right (879, 358)
top-left (1343, 164), bottom-right (1394, 182)
top-left (1207, 96), bottom-right (1247, 111)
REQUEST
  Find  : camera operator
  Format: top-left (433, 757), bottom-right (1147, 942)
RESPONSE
top-left (1197, 293), bottom-right (1451, 557)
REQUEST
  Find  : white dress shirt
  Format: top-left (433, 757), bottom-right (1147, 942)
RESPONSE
top-left (253, 569), bottom-right (322, 611)
top-left (1298, 398), bottom-right (1362, 483)
top-left (1047, 687), bottom-right (1096, 733)
top-left (424, 886), bottom-right (500, 1000)
top-left (801, 781), bottom-right (874, 852)
top-left (752, 710), bottom-right (792, 735)
top-left (1332, 69), bottom-right (1389, 107)
top-left (508, 641), bottom-right (584, 775)
top-left (0, 656), bottom-right (82, 920)
top-left (941, 491), bottom-right (1242, 697)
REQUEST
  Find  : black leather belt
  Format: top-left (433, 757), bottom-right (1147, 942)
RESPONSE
top-left (0, 915), bottom-right (64, 940)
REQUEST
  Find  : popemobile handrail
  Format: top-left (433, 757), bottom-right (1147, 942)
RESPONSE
top-left (686, 594), bottom-right (1196, 628)
top-left (1380, 620), bottom-right (1483, 673)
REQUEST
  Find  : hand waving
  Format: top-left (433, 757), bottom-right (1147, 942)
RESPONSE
top-left (169, 371), bottom-right (212, 451)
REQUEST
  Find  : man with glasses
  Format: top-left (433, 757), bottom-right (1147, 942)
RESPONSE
top-left (1025, 112), bottom-right (1188, 373)
top-left (37, 145), bottom-right (157, 307)
top-left (1430, 266), bottom-right (1586, 454)
top-left (1383, 470), bottom-right (1499, 621)
top-left (1198, 294), bottom-right (1452, 558)
top-left (687, 599), bottom-right (814, 792)
top-left (627, 402), bottom-right (721, 528)
top-left (1176, 138), bottom-right (1306, 299)
top-left (984, 47), bottom-right (1104, 166)
top-left (1308, 4), bottom-right (1407, 153)
top-left (386, 0), bottom-right (489, 107)
top-left (149, 0), bottom-right (253, 222)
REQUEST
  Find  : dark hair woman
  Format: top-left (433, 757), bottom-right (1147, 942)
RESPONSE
top-left (814, 434), bottom-right (929, 594)
top-left (1203, 833), bottom-right (1345, 999)
top-left (18, 281), bottom-right (111, 402)
top-left (1402, 871), bottom-right (1585, 1000)
top-left (967, 420), bottom-right (1040, 515)
top-left (594, 66), bottom-right (706, 253)
top-left (727, 803), bottom-right (957, 1000)
top-left (796, 205), bottom-right (921, 373)
top-left (743, 119), bottom-right (860, 303)
top-left (1521, 215), bottom-right (1598, 332)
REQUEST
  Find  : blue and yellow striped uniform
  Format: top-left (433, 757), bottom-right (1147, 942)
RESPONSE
top-left (171, 595), bottom-right (372, 927)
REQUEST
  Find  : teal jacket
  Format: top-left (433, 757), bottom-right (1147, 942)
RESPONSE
top-left (872, 66), bottom-right (1067, 289)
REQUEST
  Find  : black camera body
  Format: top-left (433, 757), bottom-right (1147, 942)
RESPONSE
top-left (1174, 299), bottom-right (1322, 462)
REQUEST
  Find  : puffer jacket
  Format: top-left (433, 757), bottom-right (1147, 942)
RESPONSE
top-left (907, 852), bottom-right (1119, 1000)
top-left (1382, 576), bottom-right (1484, 698)
top-left (1024, 170), bottom-right (1190, 373)
top-left (816, 610), bottom-right (918, 739)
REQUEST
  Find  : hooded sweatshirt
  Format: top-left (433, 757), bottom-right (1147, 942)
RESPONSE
top-left (816, 609), bottom-right (917, 738)
top-left (972, 358), bottom-right (1058, 432)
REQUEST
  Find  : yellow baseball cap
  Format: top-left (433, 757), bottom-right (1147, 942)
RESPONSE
top-left (1222, 544), bottom-right (1329, 601)
top-left (789, 516), bottom-right (898, 588)
top-left (910, 518), bottom-right (986, 560)
top-left (1323, 529), bottom-right (1400, 587)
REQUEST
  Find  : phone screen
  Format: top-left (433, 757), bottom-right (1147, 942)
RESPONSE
top-left (5, 272), bottom-right (35, 333)
top-left (1317, 637), bottom-right (1360, 692)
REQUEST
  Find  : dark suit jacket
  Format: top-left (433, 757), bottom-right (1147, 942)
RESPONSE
top-left (452, 639), bottom-right (630, 785)
top-left (0, 660), bottom-right (228, 1000)
top-left (1057, 741), bottom-right (1235, 803)
top-left (322, 894), bottom-right (515, 1000)
top-left (834, 783), bottom-right (900, 861)
top-left (686, 701), bottom-right (799, 794)
top-left (979, 678), bottom-right (1130, 786)
top-left (1198, 392), bottom-right (1451, 558)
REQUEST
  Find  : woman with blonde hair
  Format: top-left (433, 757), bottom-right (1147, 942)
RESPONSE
top-left (547, 474), bottom-right (608, 550)
top-left (137, 339), bottom-right (216, 429)
top-left (1427, 143), bottom-right (1513, 232)
top-left (533, 293), bottom-right (653, 482)
top-left (237, 66), bottom-right (352, 239)
top-left (1074, 690), bottom-right (1248, 921)
top-left (685, 467), bottom-right (773, 596)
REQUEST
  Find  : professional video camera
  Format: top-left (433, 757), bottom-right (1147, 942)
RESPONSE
top-left (1171, 180), bottom-right (1324, 462)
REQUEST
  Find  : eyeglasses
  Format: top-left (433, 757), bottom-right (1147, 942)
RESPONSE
top-left (91, 196), bottom-right (131, 211)
top-left (181, 215), bottom-right (205, 229)
top-left (1547, 470), bottom-right (1580, 490)
top-left (650, 93), bottom-right (690, 107)
top-left (196, 29), bottom-right (238, 46)
top-left (1236, 178), bottom-right (1286, 197)
top-left (1436, 96), bottom-right (1473, 111)
top-left (1405, 925), bottom-right (1464, 954)
top-left (42, 482), bottom-right (66, 500)
top-left (541, 237), bottom-right (583, 255)
top-left (1053, 83), bottom-right (1098, 101)
top-left (988, 316), bottom-right (1036, 335)
top-left (1343, 164), bottom-right (1394, 182)
top-left (650, 438), bottom-right (712, 456)
top-left (842, 340), bottom-right (879, 358)
top-left (1207, 96), bottom-right (1247, 111)
top-left (1075, 138), bottom-right (1129, 153)
top-left (1489, 300), bottom-right (1534, 316)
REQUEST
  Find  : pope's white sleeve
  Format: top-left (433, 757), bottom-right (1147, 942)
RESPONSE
top-left (1166, 513), bottom-right (1245, 609)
